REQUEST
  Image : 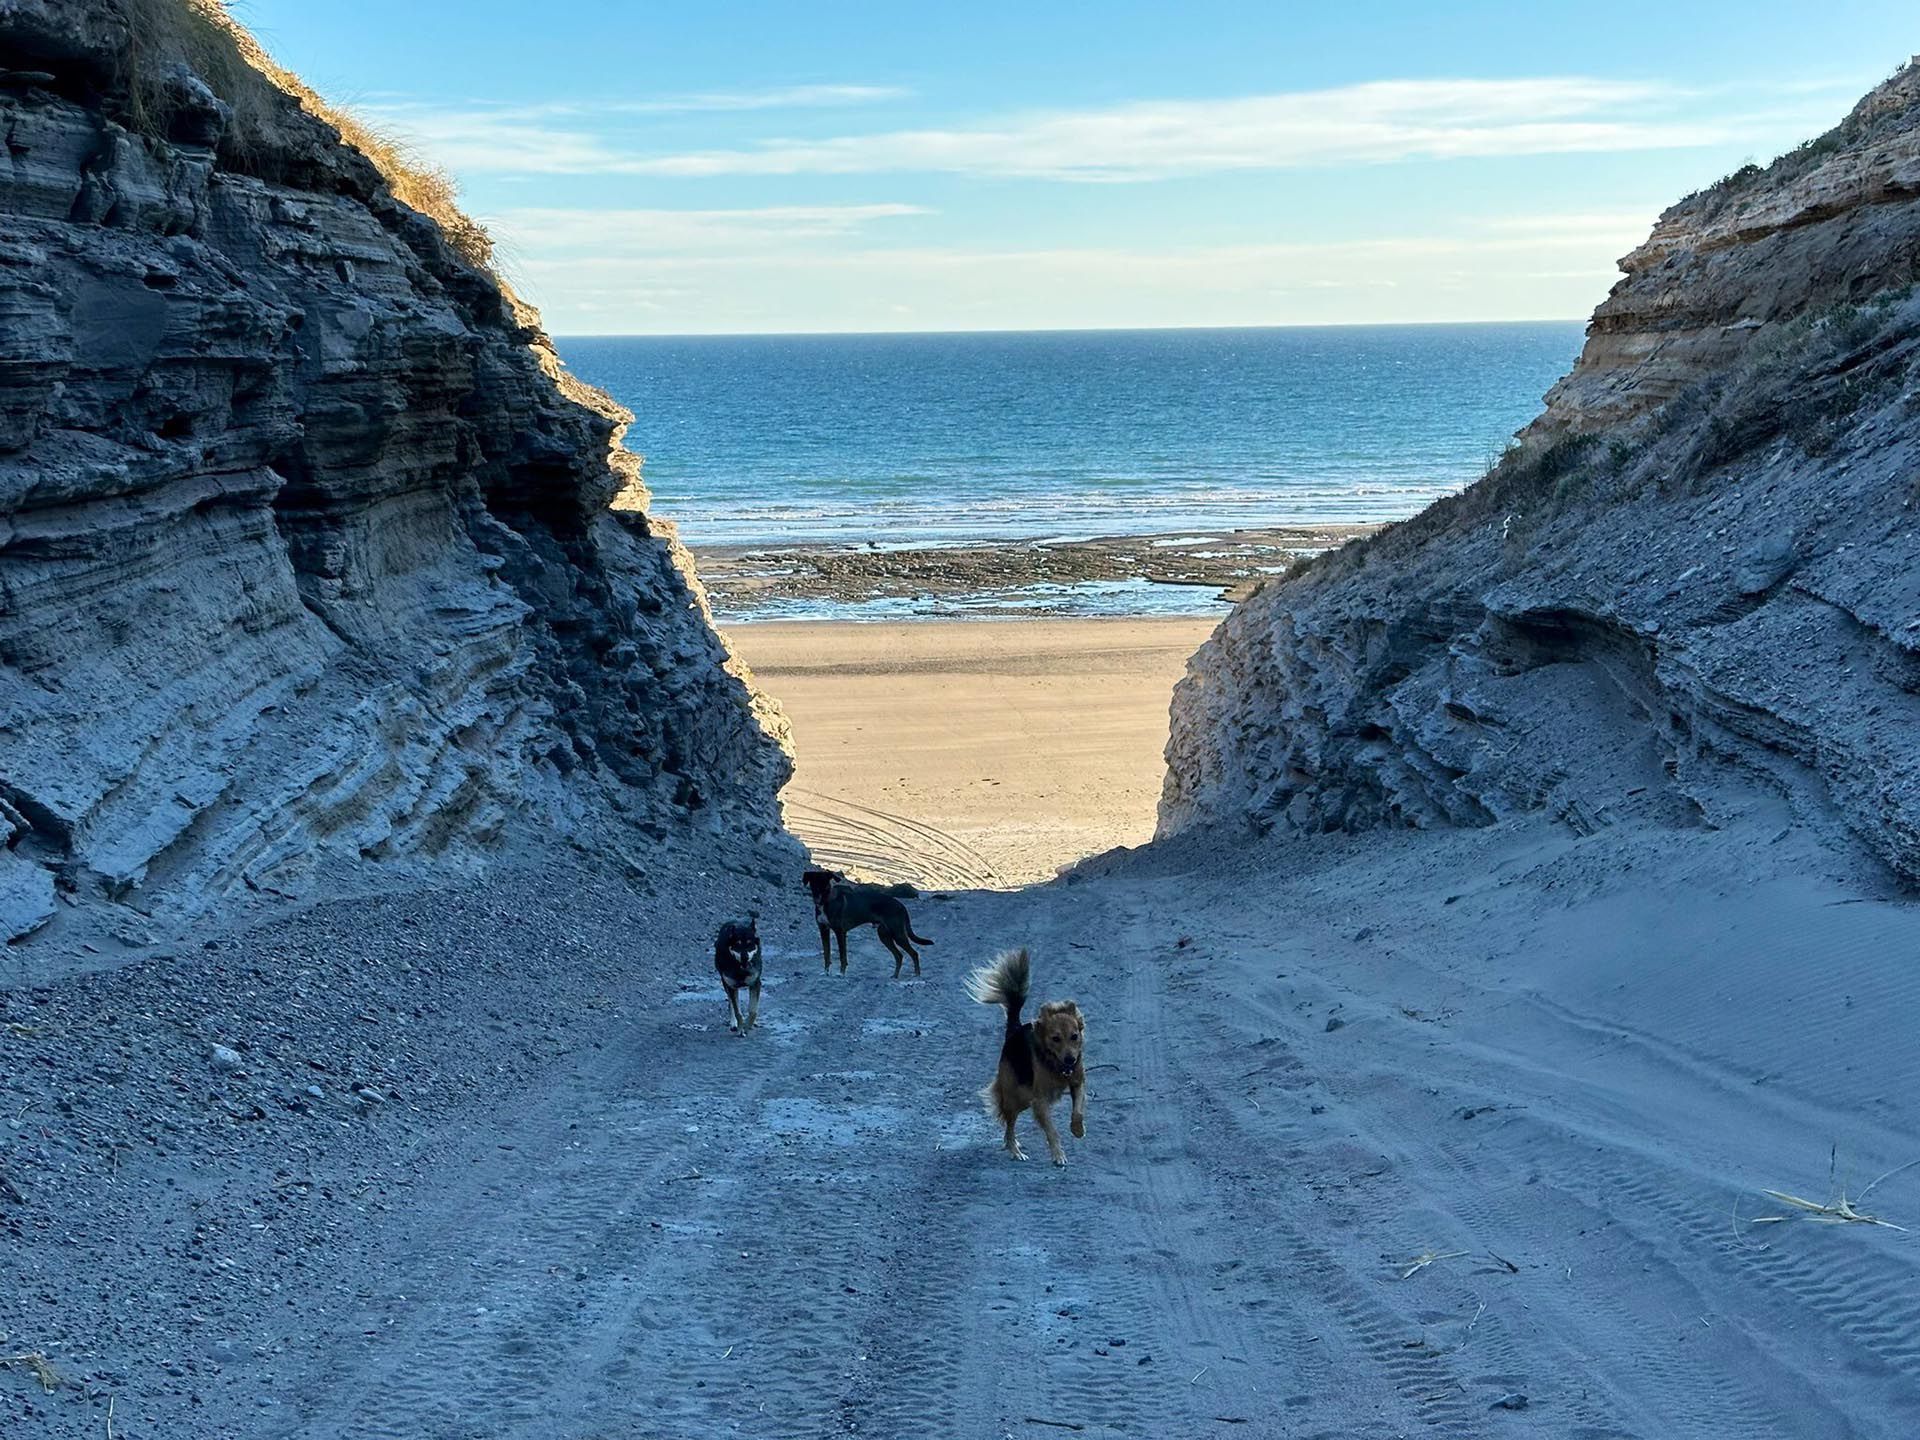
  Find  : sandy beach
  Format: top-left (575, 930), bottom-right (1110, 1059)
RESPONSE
top-left (728, 617), bottom-right (1217, 886)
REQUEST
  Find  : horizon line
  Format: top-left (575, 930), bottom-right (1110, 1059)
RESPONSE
top-left (549, 316), bottom-right (1591, 341)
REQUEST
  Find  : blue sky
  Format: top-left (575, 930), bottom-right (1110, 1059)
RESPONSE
top-left (235, 0), bottom-right (1915, 334)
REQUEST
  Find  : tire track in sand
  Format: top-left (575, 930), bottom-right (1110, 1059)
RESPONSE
top-left (784, 787), bottom-right (1001, 890)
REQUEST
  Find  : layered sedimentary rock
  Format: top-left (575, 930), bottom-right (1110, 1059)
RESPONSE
top-left (0, 1), bottom-right (790, 944)
top-left (1162, 61), bottom-right (1920, 880)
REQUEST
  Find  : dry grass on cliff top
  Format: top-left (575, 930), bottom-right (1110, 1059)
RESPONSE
top-left (120, 0), bottom-right (492, 269)
top-left (1685, 55), bottom-right (1920, 216)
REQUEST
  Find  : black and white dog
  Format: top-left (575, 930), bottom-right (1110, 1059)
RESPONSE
top-left (713, 917), bottom-right (764, 1035)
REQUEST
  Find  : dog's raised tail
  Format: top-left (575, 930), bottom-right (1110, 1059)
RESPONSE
top-left (967, 948), bottom-right (1030, 1025)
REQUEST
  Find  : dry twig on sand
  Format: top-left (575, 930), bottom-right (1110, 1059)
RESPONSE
top-left (1397, 1249), bottom-right (1469, 1280)
top-left (1754, 1189), bottom-right (1907, 1230)
top-left (1412, 1300), bottom-right (1488, 1357)
top-left (1750, 1151), bottom-right (1918, 1232)
top-left (1, 1351), bottom-right (63, 1392)
top-left (1859, 1157), bottom-right (1920, 1203)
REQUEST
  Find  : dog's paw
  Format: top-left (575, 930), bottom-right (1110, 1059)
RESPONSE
top-left (1050, 1153), bottom-right (1067, 1168)
top-left (1008, 1144), bottom-right (1027, 1162)
top-left (1070, 1115), bottom-right (1085, 1138)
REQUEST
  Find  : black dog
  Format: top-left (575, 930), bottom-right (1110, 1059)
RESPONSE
top-left (713, 918), bottom-right (763, 1034)
top-left (801, 869), bottom-right (933, 978)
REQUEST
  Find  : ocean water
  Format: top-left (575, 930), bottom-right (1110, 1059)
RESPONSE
top-left (558, 323), bottom-right (1586, 550)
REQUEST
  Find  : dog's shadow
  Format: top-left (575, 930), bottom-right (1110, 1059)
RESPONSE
top-left (924, 1103), bottom-right (1074, 1179)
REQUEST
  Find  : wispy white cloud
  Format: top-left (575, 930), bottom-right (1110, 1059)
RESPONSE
top-left (498, 216), bottom-right (1650, 275)
top-left (515, 239), bottom-right (1585, 291)
top-left (362, 85), bottom-right (909, 173)
top-left (375, 84), bottom-right (905, 124)
top-left (602, 84), bottom-right (910, 114)
top-left (1476, 210), bottom-right (1664, 237)
top-left (371, 77), bottom-right (1736, 181)
top-left (369, 111), bottom-right (621, 174)
top-left (489, 203), bottom-right (930, 253)
top-left (612, 78), bottom-right (1724, 181)
top-left (496, 211), bottom-right (1650, 332)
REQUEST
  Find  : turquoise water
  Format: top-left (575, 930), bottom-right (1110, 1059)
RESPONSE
top-left (724, 577), bottom-right (1237, 624)
top-left (558, 323), bottom-right (1585, 550)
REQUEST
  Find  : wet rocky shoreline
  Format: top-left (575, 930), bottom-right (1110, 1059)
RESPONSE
top-left (693, 523), bottom-right (1374, 621)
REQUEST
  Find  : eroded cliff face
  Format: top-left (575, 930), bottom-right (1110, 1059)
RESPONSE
top-left (0, 1), bottom-right (791, 945)
top-left (1162, 61), bottom-right (1920, 880)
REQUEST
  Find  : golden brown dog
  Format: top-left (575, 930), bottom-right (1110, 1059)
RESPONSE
top-left (967, 948), bottom-right (1086, 1165)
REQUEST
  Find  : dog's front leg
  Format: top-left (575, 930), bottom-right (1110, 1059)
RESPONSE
top-left (1032, 1098), bottom-right (1067, 1166)
top-left (818, 923), bottom-right (832, 972)
top-left (836, 928), bottom-right (848, 973)
top-left (1069, 1080), bottom-right (1086, 1139)
top-left (745, 981), bottom-right (761, 1034)
top-left (725, 988), bottom-right (743, 1033)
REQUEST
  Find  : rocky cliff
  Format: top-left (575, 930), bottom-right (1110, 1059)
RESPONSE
top-left (1162, 60), bottom-right (1920, 880)
top-left (0, 0), bottom-right (791, 948)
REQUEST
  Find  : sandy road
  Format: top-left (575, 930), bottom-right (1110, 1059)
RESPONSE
top-left (273, 882), bottom-right (1305, 1439)
top-left (17, 810), bottom-right (1920, 1439)
top-left (250, 809), bottom-right (1920, 1439)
